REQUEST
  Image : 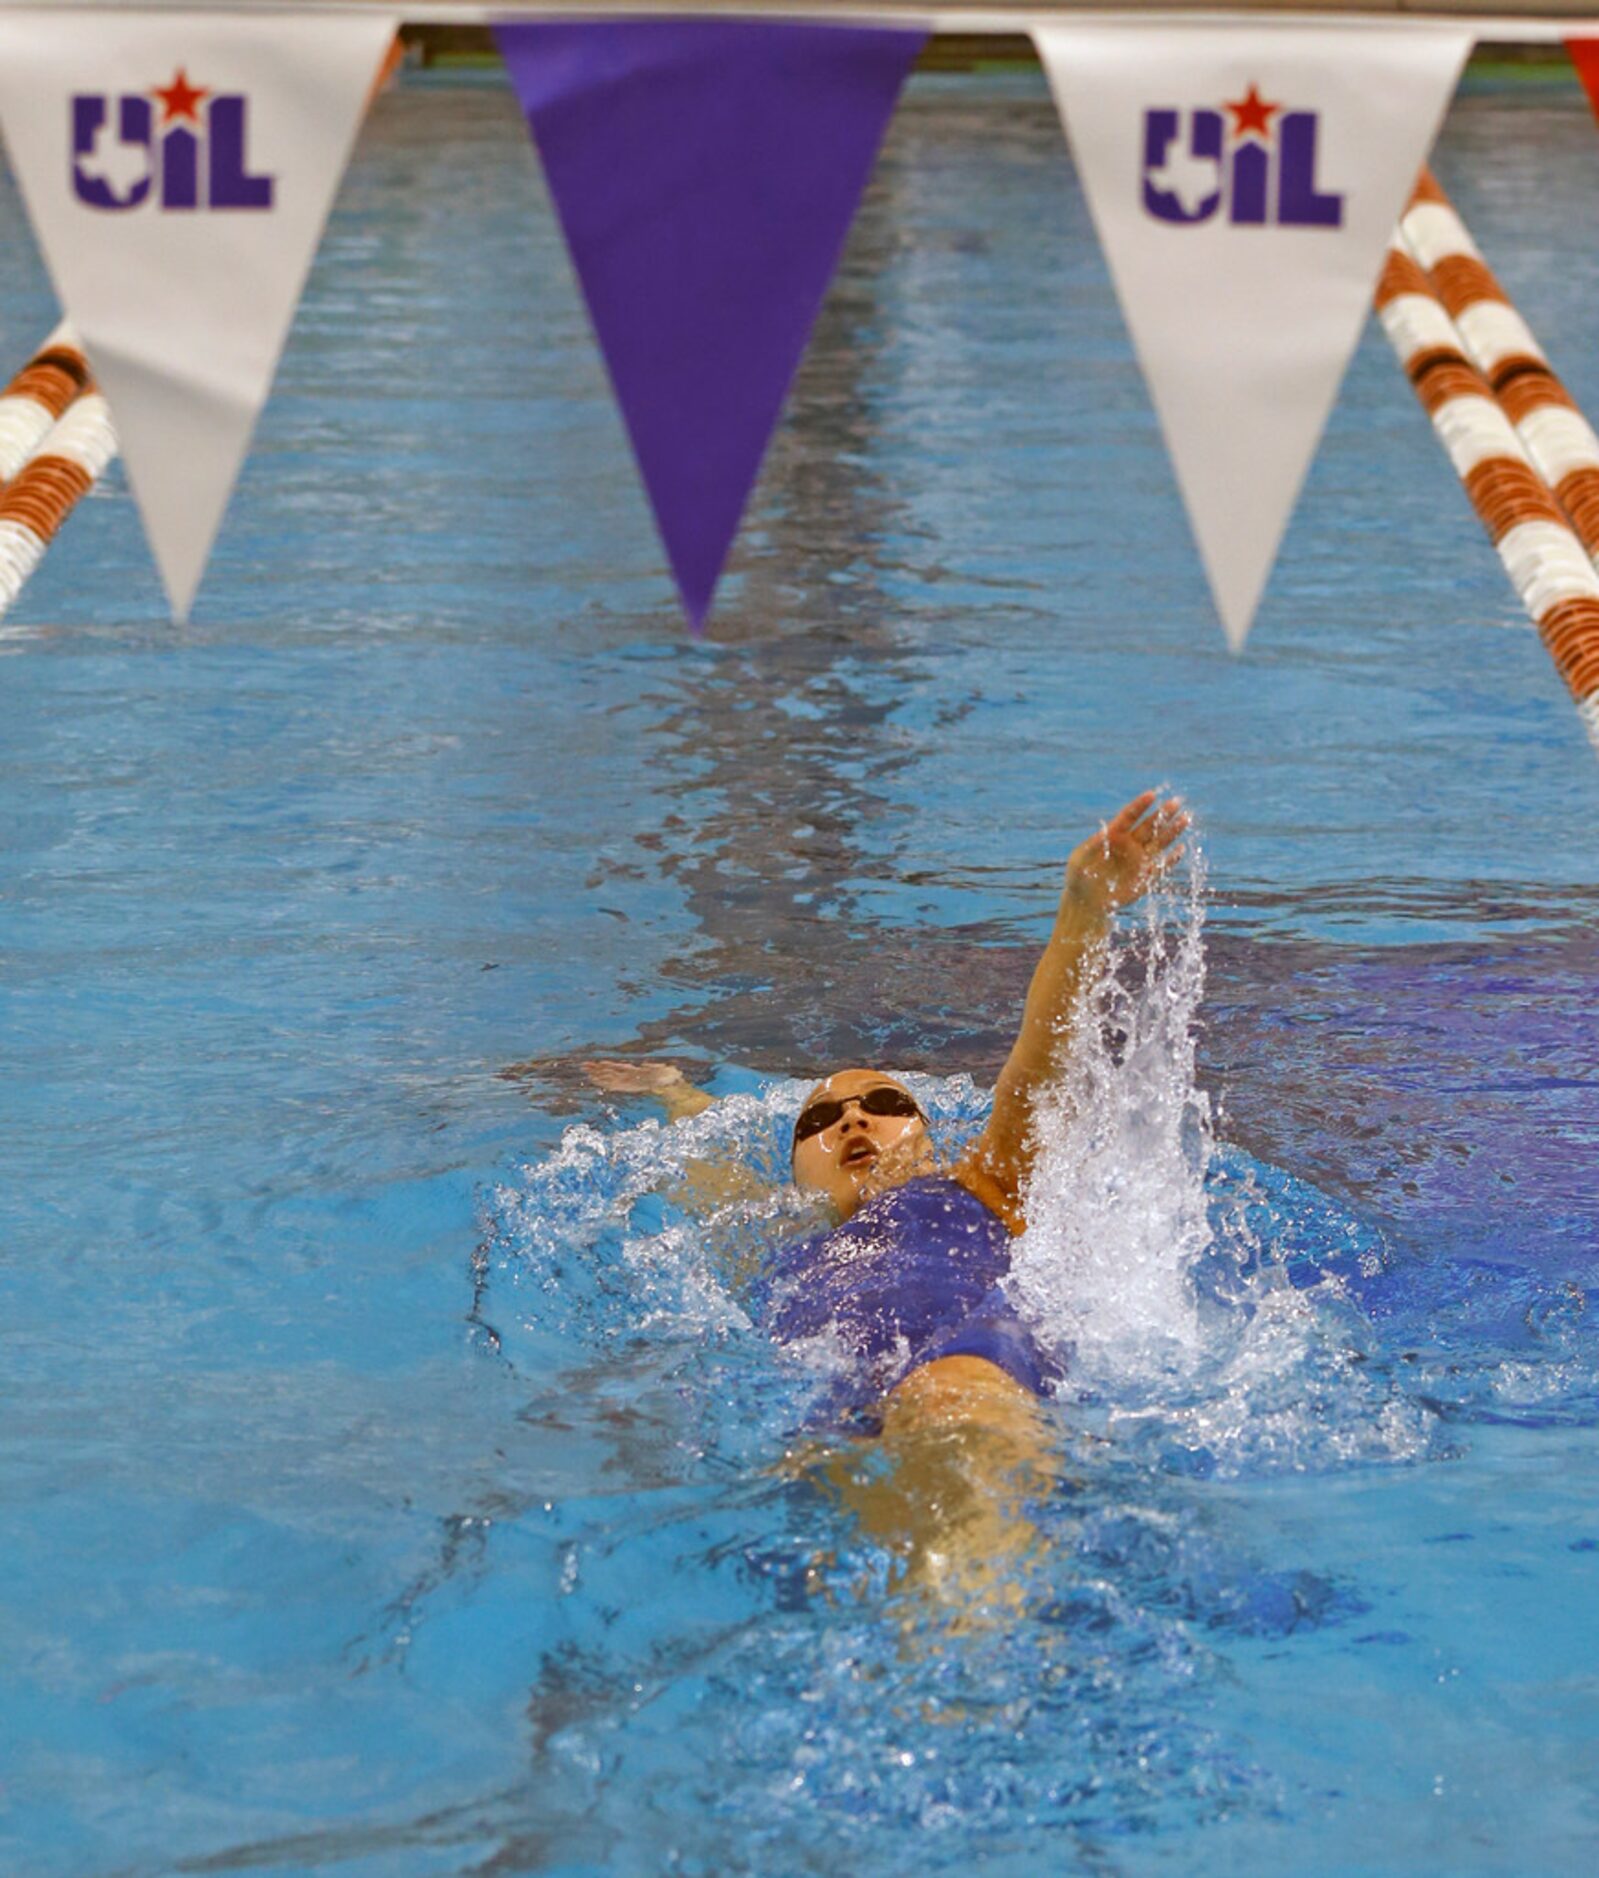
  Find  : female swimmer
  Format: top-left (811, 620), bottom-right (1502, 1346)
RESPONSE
top-left (584, 788), bottom-right (1188, 1437)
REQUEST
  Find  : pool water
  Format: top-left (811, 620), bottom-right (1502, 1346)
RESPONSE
top-left (3, 62), bottom-right (1597, 1876)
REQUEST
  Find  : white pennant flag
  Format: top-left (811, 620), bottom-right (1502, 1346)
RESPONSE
top-left (0, 10), bottom-right (397, 619)
top-left (1034, 22), bottom-right (1471, 649)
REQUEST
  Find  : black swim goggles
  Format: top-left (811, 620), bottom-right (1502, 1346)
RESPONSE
top-left (792, 1085), bottom-right (925, 1147)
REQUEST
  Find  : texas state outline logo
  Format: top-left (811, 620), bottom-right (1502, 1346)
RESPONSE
top-left (1142, 85), bottom-right (1344, 228)
top-left (71, 68), bottom-right (274, 211)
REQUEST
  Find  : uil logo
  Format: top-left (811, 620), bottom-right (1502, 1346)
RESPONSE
top-left (1142, 85), bottom-right (1343, 228)
top-left (71, 68), bottom-right (274, 211)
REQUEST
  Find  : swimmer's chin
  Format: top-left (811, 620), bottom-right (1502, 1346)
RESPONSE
top-left (852, 1141), bottom-right (938, 1203)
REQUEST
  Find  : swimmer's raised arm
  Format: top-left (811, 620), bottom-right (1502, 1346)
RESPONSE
top-left (581, 1059), bottom-right (716, 1123)
top-left (958, 790), bottom-right (1187, 1219)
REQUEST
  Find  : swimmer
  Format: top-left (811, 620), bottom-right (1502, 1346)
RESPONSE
top-left (585, 790), bottom-right (1185, 1617)
top-left (583, 789), bottom-right (1187, 1446)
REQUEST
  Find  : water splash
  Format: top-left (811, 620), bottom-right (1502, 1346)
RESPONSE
top-left (998, 850), bottom-right (1452, 1477)
top-left (485, 865), bottom-right (1462, 1481)
top-left (1012, 848), bottom-right (1217, 1381)
top-left (466, 955), bottom-right (1475, 1852)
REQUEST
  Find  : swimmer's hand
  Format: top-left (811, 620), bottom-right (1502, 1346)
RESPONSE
top-left (582, 1059), bottom-right (770, 1218)
top-left (582, 1059), bottom-right (687, 1096)
top-left (1063, 789), bottom-right (1188, 917)
top-left (581, 1058), bottom-right (715, 1121)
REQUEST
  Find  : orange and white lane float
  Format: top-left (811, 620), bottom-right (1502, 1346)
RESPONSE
top-left (0, 323), bottom-right (118, 619)
top-left (1374, 183), bottom-right (1599, 753)
top-left (0, 321), bottom-right (89, 483)
top-left (1402, 168), bottom-right (1599, 565)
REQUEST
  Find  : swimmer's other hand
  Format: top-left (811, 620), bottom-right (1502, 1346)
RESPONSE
top-left (580, 1059), bottom-right (690, 1095)
top-left (582, 1059), bottom-right (718, 1127)
top-left (1063, 789), bottom-right (1188, 917)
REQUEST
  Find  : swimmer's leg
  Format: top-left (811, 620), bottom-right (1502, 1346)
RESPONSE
top-left (881, 1353), bottom-right (1048, 1447)
top-left (817, 1356), bottom-right (1056, 1623)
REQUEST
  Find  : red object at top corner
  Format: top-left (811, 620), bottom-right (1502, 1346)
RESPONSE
top-left (1566, 39), bottom-right (1599, 124)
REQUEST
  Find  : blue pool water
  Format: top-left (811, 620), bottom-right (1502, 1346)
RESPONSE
top-left (4, 61), bottom-right (1598, 1876)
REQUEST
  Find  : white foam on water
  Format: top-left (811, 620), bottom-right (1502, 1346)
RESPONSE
top-left (494, 1087), bottom-right (818, 1343)
top-left (1004, 850), bottom-right (1445, 1476)
top-left (491, 912), bottom-right (1451, 1476)
top-left (1011, 849), bottom-right (1216, 1388)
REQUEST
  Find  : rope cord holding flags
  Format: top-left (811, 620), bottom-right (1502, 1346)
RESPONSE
top-left (1374, 170), bottom-right (1599, 754)
top-left (0, 322), bottom-right (117, 621)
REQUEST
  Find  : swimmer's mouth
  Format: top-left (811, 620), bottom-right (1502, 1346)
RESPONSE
top-left (840, 1140), bottom-right (877, 1169)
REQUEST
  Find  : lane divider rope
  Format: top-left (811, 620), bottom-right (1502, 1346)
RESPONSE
top-left (1375, 169), bottom-right (1599, 754)
top-left (0, 323), bottom-right (118, 619)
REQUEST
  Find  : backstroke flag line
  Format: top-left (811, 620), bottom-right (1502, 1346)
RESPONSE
top-left (1034, 21), bottom-right (1471, 649)
top-left (496, 17), bottom-right (925, 629)
top-left (0, 9), bottom-right (397, 619)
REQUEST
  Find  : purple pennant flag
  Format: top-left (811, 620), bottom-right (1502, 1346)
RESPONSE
top-left (495, 17), bottom-right (926, 628)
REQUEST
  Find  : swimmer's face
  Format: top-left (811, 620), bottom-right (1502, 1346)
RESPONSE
top-left (790, 1068), bottom-right (933, 1219)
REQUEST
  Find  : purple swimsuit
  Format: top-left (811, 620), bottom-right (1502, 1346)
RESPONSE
top-left (763, 1175), bottom-right (1059, 1416)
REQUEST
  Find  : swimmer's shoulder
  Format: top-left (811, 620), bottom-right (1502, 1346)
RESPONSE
top-left (947, 1157), bottom-right (1027, 1238)
top-left (859, 1164), bottom-right (1025, 1238)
